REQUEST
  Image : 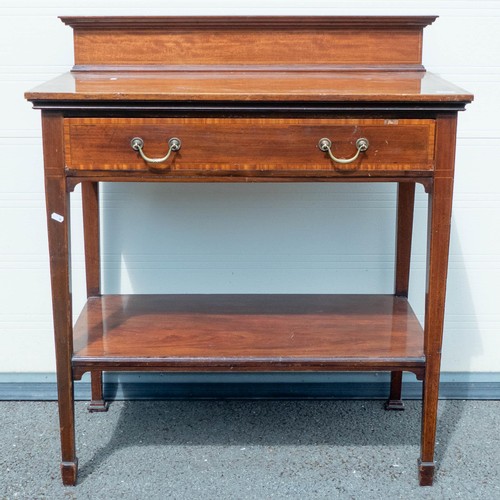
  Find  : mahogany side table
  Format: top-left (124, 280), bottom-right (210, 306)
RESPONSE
top-left (26, 16), bottom-right (473, 486)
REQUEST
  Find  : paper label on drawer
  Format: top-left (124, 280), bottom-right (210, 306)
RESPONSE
top-left (51, 213), bottom-right (64, 223)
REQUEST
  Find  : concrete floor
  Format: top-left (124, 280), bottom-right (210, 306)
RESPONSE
top-left (1, 400), bottom-right (499, 499)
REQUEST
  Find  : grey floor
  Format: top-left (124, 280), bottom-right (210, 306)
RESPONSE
top-left (1, 400), bottom-right (499, 499)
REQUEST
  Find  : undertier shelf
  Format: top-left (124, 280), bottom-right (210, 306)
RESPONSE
top-left (72, 294), bottom-right (425, 377)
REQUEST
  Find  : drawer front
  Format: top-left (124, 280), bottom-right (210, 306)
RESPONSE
top-left (64, 118), bottom-right (435, 175)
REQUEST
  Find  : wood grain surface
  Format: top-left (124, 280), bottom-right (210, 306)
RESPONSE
top-left (72, 294), bottom-right (424, 370)
top-left (58, 16), bottom-right (436, 70)
top-left (64, 117), bottom-right (435, 173)
top-left (26, 71), bottom-right (472, 104)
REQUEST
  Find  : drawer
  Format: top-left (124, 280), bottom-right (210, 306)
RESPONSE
top-left (64, 118), bottom-right (435, 175)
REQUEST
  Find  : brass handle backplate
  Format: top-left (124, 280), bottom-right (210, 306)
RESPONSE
top-left (130, 137), bottom-right (182, 164)
top-left (318, 137), bottom-right (369, 164)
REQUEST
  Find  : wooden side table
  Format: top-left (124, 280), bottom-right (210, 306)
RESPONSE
top-left (25, 16), bottom-right (473, 486)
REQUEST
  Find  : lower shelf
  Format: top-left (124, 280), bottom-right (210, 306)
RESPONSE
top-left (72, 294), bottom-right (425, 377)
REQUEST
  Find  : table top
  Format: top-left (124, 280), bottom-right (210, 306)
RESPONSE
top-left (26, 70), bottom-right (472, 104)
